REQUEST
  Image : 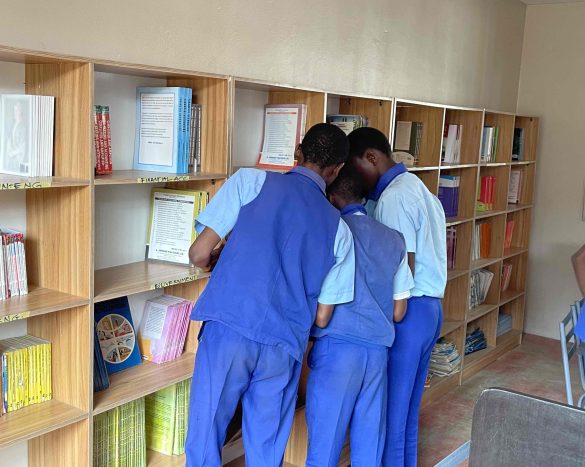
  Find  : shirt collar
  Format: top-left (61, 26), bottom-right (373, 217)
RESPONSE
top-left (369, 163), bottom-right (407, 201)
top-left (289, 166), bottom-right (326, 194)
top-left (340, 203), bottom-right (367, 216)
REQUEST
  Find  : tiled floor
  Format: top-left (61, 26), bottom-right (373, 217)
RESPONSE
top-left (418, 333), bottom-right (577, 466)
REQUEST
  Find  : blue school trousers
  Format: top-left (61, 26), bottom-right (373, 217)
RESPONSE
top-left (384, 296), bottom-right (443, 467)
top-left (306, 336), bottom-right (388, 467)
top-left (185, 321), bottom-right (301, 467)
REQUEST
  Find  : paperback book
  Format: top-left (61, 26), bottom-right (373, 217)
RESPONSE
top-left (394, 121), bottom-right (423, 164)
top-left (508, 169), bottom-right (522, 204)
top-left (429, 339), bottom-right (461, 377)
top-left (469, 268), bottom-right (494, 309)
top-left (512, 128), bottom-right (524, 161)
top-left (481, 126), bottom-right (499, 163)
top-left (476, 175), bottom-right (496, 212)
top-left (94, 105), bottom-right (113, 175)
top-left (465, 327), bottom-right (487, 355)
top-left (326, 114), bottom-right (368, 135)
top-left (439, 175), bottom-right (460, 218)
top-left (497, 312), bottom-right (513, 336)
top-left (0, 228), bottom-right (28, 300)
top-left (442, 124), bottom-right (463, 164)
top-left (447, 226), bottom-right (457, 270)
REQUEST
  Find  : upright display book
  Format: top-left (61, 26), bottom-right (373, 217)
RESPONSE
top-left (442, 124), bottom-right (462, 164)
top-left (394, 121), bottom-right (423, 163)
top-left (95, 297), bottom-right (142, 375)
top-left (512, 128), bottom-right (524, 160)
top-left (146, 188), bottom-right (208, 264)
top-left (133, 87), bottom-right (192, 174)
top-left (326, 114), bottom-right (368, 135)
top-left (0, 94), bottom-right (55, 177)
top-left (0, 228), bottom-right (28, 300)
top-left (257, 104), bottom-right (306, 170)
top-left (93, 328), bottom-right (110, 393)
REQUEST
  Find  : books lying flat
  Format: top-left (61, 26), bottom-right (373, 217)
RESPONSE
top-left (94, 105), bottom-right (113, 175)
top-left (465, 327), bottom-right (487, 355)
top-left (94, 398), bottom-right (146, 467)
top-left (497, 312), bottom-right (513, 337)
top-left (0, 335), bottom-right (52, 415)
top-left (481, 126), bottom-right (499, 163)
top-left (145, 379), bottom-right (191, 456)
top-left (138, 295), bottom-right (194, 364)
top-left (326, 114), bottom-right (368, 135)
top-left (0, 94), bottom-right (55, 177)
top-left (0, 229), bottom-right (28, 300)
top-left (447, 226), bottom-right (457, 270)
top-left (472, 222), bottom-right (491, 261)
top-left (146, 188), bottom-right (208, 265)
top-left (134, 87), bottom-right (193, 174)
top-left (95, 297), bottom-right (142, 375)
top-left (469, 268), bottom-right (494, 309)
top-left (439, 175), bottom-right (460, 218)
top-left (394, 121), bottom-right (423, 164)
top-left (429, 339), bottom-right (461, 377)
top-left (257, 104), bottom-right (307, 169)
top-left (508, 169), bottom-right (522, 204)
top-left (442, 124), bottom-right (463, 164)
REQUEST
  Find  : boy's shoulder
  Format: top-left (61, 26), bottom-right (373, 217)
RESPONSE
top-left (347, 214), bottom-right (406, 246)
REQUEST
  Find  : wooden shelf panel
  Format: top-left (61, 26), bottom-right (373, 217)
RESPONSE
top-left (475, 209), bottom-right (507, 220)
top-left (463, 346), bottom-right (495, 369)
top-left (503, 247), bottom-right (528, 259)
top-left (446, 216), bottom-right (473, 227)
top-left (94, 261), bottom-right (209, 302)
top-left (147, 450), bottom-right (186, 467)
top-left (407, 165), bottom-right (440, 172)
top-left (440, 320), bottom-right (465, 338)
top-left (0, 175), bottom-right (90, 191)
top-left (0, 399), bottom-right (87, 449)
top-left (506, 203), bottom-right (532, 213)
top-left (467, 304), bottom-right (498, 323)
top-left (447, 269), bottom-right (468, 281)
top-left (499, 290), bottom-right (525, 306)
top-left (496, 329), bottom-right (522, 347)
top-left (440, 163), bottom-right (479, 170)
top-left (0, 286), bottom-right (88, 323)
top-left (94, 170), bottom-right (226, 186)
top-left (470, 257), bottom-right (501, 270)
top-left (93, 352), bottom-right (195, 415)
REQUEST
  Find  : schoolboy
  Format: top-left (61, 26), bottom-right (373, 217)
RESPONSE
top-left (185, 123), bottom-right (356, 467)
top-left (305, 168), bottom-right (414, 466)
top-left (348, 127), bottom-right (447, 467)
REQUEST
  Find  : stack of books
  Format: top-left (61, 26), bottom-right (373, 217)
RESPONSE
top-left (394, 121), bottom-right (423, 165)
top-left (93, 328), bottom-right (110, 393)
top-left (93, 398), bottom-right (146, 466)
top-left (504, 220), bottom-right (515, 250)
top-left (481, 126), bottom-right (499, 163)
top-left (465, 327), bottom-right (487, 355)
top-left (469, 268), bottom-right (494, 309)
top-left (429, 339), bottom-right (461, 377)
top-left (94, 105), bottom-right (113, 175)
top-left (497, 312), bottom-right (513, 336)
top-left (138, 295), bottom-right (194, 364)
top-left (326, 114), bottom-right (368, 135)
top-left (0, 229), bottom-right (28, 300)
top-left (476, 175), bottom-right (496, 211)
top-left (0, 94), bottom-right (55, 177)
top-left (512, 128), bottom-right (524, 161)
top-left (447, 226), bottom-right (457, 269)
top-left (472, 222), bottom-right (491, 261)
top-left (438, 175), bottom-right (460, 218)
top-left (508, 169), bottom-right (522, 204)
top-left (145, 379), bottom-right (191, 456)
top-left (501, 262), bottom-right (513, 292)
top-left (189, 104), bottom-right (202, 173)
top-left (133, 87), bottom-right (194, 174)
top-left (442, 124), bottom-right (463, 164)
top-left (0, 335), bottom-right (52, 415)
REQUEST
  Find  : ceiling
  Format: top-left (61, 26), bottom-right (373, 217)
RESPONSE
top-left (520, 0), bottom-right (585, 4)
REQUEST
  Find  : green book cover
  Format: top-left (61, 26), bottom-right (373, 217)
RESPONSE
top-left (145, 385), bottom-right (177, 455)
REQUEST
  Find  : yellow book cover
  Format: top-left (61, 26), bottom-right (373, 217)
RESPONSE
top-left (145, 384), bottom-right (177, 455)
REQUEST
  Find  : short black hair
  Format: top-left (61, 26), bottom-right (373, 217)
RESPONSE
top-left (327, 165), bottom-right (367, 202)
top-left (301, 123), bottom-right (349, 168)
top-left (347, 127), bottom-right (391, 158)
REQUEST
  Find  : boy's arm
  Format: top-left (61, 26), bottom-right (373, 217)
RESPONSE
top-left (572, 244), bottom-right (585, 296)
top-left (393, 241), bottom-right (414, 322)
top-left (393, 299), bottom-right (408, 322)
top-left (189, 229), bottom-right (223, 272)
top-left (376, 194), bottom-right (418, 259)
top-left (314, 304), bottom-right (335, 328)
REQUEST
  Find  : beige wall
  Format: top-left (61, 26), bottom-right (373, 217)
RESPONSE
top-left (0, 0), bottom-right (525, 111)
top-left (517, 3), bottom-right (585, 339)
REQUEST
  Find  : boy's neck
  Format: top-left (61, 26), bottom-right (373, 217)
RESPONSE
top-left (377, 156), bottom-right (395, 176)
top-left (335, 197), bottom-right (363, 211)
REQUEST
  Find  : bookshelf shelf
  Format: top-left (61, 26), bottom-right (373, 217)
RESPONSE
top-left (467, 304), bottom-right (498, 323)
top-left (499, 289), bottom-right (525, 306)
top-left (475, 209), bottom-right (507, 220)
top-left (0, 286), bottom-right (88, 322)
top-left (0, 175), bottom-right (90, 190)
top-left (94, 261), bottom-right (210, 302)
top-left (506, 203), bottom-right (532, 213)
top-left (408, 165), bottom-right (440, 172)
top-left (446, 216), bottom-right (473, 227)
top-left (503, 247), bottom-right (528, 259)
top-left (94, 170), bottom-right (226, 186)
top-left (0, 400), bottom-right (87, 449)
top-left (447, 269), bottom-right (469, 281)
top-left (440, 163), bottom-right (478, 169)
top-left (440, 320), bottom-right (465, 338)
top-left (470, 257), bottom-right (501, 270)
top-left (147, 450), bottom-right (186, 467)
top-left (510, 161), bottom-right (536, 166)
top-left (463, 345), bottom-right (495, 371)
top-left (93, 352), bottom-right (195, 415)
top-left (496, 329), bottom-right (522, 348)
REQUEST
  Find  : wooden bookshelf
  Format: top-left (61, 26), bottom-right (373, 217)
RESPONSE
top-left (0, 44), bottom-right (539, 467)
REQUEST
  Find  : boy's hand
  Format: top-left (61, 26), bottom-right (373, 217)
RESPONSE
top-left (203, 242), bottom-right (225, 272)
top-left (393, 298), bottom-right (408, 322)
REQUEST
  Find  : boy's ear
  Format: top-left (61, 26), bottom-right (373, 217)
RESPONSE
top-left (365, 150), bottom-right (377, 165)
top-left (332, 162), bottom-right (345, 178)
top-left (294, 144), bottom-right (304, 164)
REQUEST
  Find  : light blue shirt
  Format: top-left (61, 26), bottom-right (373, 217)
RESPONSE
top-left (367, 164), bottom-right (447, 298)
top-left (196, 167), bottom-right (355, 305)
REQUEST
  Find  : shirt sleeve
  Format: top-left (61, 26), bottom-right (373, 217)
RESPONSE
top-left (318, 218), bottom-right (355, 305)
top-left (375, 193), bottom-right (420, 253)
top-left (195, 169), bottom-right (266, 238)
top-left (394, 248), bottom-right (414, 300)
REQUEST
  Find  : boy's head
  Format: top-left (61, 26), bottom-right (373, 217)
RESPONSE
top-left (327, 165), bottom-right (367, 211)
top-left (347, 127), bottom-right (395, 192)
top-left (297, 123), bottom-right (349, 186)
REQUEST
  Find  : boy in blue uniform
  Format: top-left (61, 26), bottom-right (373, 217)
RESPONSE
top-left (348, 127), bottom-right (447, 467)
top-left (185, 123), bottom-right (356, 467)
top-left (306, 168), bottom-right (414, 467)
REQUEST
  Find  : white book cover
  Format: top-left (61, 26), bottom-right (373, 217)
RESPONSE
top-left (0, 95), bottom-right (33, 176)
top-left (508, 170), bottom-right (522, 204)
top-left (443, 124), bottom-right (458, 163)
top-left (394, 121), bottom-right (413, 151)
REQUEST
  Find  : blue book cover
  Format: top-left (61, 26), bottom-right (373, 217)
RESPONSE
top-left (439, 176), bottom-right (459, 218)
top-left (95, 297), bottom-right (142, 374)
top-left (133, 87), bottom-right (191, 174)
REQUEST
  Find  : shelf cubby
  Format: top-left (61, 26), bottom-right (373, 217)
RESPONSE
top-left (507, 162), bottom-right (535, 209)
top-left (503, 208), bottom-right (531, 257)
top-left (447, 220), bottom-right (472, 276)
top-left (498, 295), bottom-right (526, 335)
top-left (471, 213), bottom-right (506, 268)
top-left (476, 164), bottom-right (511, 215)
top-left (466, 307), bottom-right (498, 347)
top-left (513, 116), bottom-right (539, 162)
top-left (442, 108), bottom-right (483, 165)
top-left (440, 166), bottom-right (478, 221)
top-left (483, 112), bottom-right (515, 164)
top-left (443, 274), bottom-right (469, 322)
top-left (468, 260), bottom-right (501, 322)
top-left (499, 252), bottom-right (528, 305)
top-left (326, 94), bottom-right (393, 137)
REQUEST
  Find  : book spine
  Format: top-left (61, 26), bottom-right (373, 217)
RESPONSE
top-left (93, 106), bottom-right (102, 174)
top-left (104, 106), bottom-right (113, 174)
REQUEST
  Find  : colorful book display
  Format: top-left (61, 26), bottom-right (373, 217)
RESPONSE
top-left (394, 121), bottom-right (423, 165)
top-left (138, 295), bottom-right (194, 364)
top-left (442, 124), bottom-right (463, 164)
top-left (0, 228), bottom-right (28, 300)
top-left (145, 379), bottom-right (191, 456)
top-left (326, 114), bottom-right (368, 135)
top-left (0, 335), bottom-right (52, 415)
top-left (94, 297), bottom-right (142, 375)
top-left (476, 175), bottom-right (496, 211)
top-left (146, 188), bottom-right (208, 265)
top-left (469, 268), bottom-right (494, 309)
top-left (481, 126), bottom-right (499, 163)
top-left (0, 94), bottom-right (55, 177)
top-left (94, 105), bottom-right (113, 175)
top-left (93, 398), bottom-right (146, 467)
top-left (133, 87), bottom-right (193, 174)
top-left (465, 327), bottom-right (487, 355)
top-left (439, 175), bottom-right (460, 218)
top-left (429, 339), bottom-right (461, 377)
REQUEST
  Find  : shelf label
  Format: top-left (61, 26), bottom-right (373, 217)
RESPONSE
top-left (137, 176), bottom-right (190, 184)
top-left (0, 180), bottom-right (51, 190)
top-left (151, 274), bottom-right (198, 290)
top-left (0, 311), bottom-right (31, 323)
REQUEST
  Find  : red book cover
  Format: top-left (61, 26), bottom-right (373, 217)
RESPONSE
top-left (103, 106), bottom-right (113, 174)
top-left (98, 108), bottom-right (107, 175)
top-left (489, 176), bottom-right (496, 209)
top-left (481, 223), bottom-right (491, 258)
top-left (504, 220), bottom-right (515, 250)
top-left (480, 176), bottom-right (488, 203)
top-left (93, 106), bottom-right (103, 174)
